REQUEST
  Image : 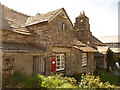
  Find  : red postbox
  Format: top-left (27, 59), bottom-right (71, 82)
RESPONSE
top-left (51, 58), bottom-right (56, 72)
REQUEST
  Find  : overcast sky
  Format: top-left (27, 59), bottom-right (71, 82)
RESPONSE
top-left (1, 0), bottom-right (119, 38)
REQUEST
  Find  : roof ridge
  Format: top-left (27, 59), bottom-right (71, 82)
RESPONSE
top-left (25, 8), bottom-right (64, 26)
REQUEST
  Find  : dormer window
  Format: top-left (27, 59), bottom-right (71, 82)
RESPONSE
top-left (57, 21), bottom-right (66, 31)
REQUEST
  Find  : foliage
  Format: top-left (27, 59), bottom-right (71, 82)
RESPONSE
top-left (10, 73), bottom-right (77, 88)
top-left (79, 73), bottom-right (119, 88)
top-left (10, 73), bottom-right (42, 88)
top-left (69, 73), bottom-right (82, 83)
top-left (107, 51), bottom-right (116, 71)
top-left (37, 73), bottom-right (77, 88)
top-left (115, 56), bottom-right (120, 64)
top-left (94, 67), bottom-right (106, 76)
top-left (10, 73), bottom-right (119, 88)
top-left (94, 67), bottom-right (120, 86)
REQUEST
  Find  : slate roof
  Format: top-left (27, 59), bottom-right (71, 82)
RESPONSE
top-left (73, 46), bottom-right (98, 52)
top-left (0, 4), bottom-right (31, 35)
top-left (1, 42), bottom-right (46, 52)
top-left (92, 35), bottom-right (104, 45)
top-left (25, 8), bottom-right (63, 26)
top-left (73, 40), bottom-right (98, 52)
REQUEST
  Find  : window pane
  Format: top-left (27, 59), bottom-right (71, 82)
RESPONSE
top-left (61, 66), bottom-right (64, 69)
top-left (57, 59), bottom-right (60, 62)
top-left (61, 62), bottom-right (65, 65)
top-left (56, 54), bottom-right (65, 71)
top-left (82, 53), bottom-right (87, 66)
top-left (58, 21), bottom-right (62, 31)
top-left (57, 66), bottom-right (60, 69)
top-left (56, 62), bottom-right (60, 65)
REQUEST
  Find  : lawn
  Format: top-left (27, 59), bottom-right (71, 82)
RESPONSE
top-left (94, 67), bottom-right (120, 86)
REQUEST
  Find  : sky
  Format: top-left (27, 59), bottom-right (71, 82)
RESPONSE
top-left (0, 0), bottom-right (119, 38)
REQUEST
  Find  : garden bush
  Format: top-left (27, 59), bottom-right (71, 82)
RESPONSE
top-left (10, 73), bottom-right (42, 88)
top-left (9, 73), bottom-right (119, 88)
top-left (79, 73), bottom-right (119, 88)
top-left (37, 74), bottom-right (77, 88)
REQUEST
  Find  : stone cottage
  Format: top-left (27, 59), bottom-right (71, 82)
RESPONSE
top-left (1, 4), bottom-right (98, 86)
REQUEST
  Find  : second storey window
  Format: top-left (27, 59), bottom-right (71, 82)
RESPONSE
top-left (62, 23), bottom-right (66, 30)
top-left (56, 54), bottom-right (65, 71)
top-left (58, 21), bottom-right (62, 31)
top-left (57, 21), bottom-right (66, 31)
top-left (81, 53), bottom-right (87, 66)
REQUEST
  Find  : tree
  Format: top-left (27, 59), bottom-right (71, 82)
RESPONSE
top-left (107, 51), bottom-right (116, 71)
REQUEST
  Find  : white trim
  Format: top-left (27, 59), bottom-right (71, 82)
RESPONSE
top-left (56, 54), bottom-right (65, 71)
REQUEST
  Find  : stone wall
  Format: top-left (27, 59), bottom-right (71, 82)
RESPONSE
top-left (48, 11), bottom-right (75, 47)
top-left (14, 53), bottom-right (33, 75)
top-left (74, 13), bottom-right (93, 45)
top-left (66, 48), bottom-right (96, 75)
top-left (2, 52), bottom-right (14, 86)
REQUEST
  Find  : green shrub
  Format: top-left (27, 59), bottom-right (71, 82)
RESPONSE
top-left (69, 73), bottom-right (82, 83)
top-left (10, 73), bottom-right (42, 88)
top-left (10, 73), bottom-right (119, 88)
top-left (94, 67), bottom-right (120, 86)
top-left (37, 74), bottom-right (77, 88)
top-left (79, 73), bottom-right (119, 88)
top-left (94, 67), bottom-right (106, 76)
top-left (107, 51), bottom-right (116, 71)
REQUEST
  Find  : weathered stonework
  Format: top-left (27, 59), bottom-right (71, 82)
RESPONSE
top-left (1, 5), bottom-right (98, 87)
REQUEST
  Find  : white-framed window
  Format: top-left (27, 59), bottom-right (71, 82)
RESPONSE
top-left (81, 53), bottom-right (87, 66)
top-left (56, 54), bottom-right (65, 71)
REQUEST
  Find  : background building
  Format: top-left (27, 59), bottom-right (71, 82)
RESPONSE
top-left (99, 36), bottom-right (120, 56)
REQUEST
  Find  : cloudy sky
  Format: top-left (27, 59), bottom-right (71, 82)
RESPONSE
top-left (1, 0), bottom-right (119, 38)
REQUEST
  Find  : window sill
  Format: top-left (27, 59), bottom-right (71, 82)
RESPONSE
top-left (56, 69), bottom-right (65, 72)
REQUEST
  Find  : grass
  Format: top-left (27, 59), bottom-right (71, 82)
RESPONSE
top-left (94, 67), bottom-right (120, 86)
top-left (10, 73), bottom-right (41, 88)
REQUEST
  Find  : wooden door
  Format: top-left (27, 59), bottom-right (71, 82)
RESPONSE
top-left (33, 56), bottom-right (45, 75)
